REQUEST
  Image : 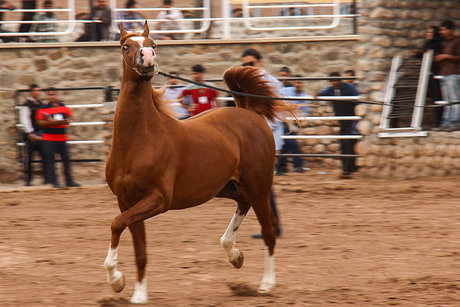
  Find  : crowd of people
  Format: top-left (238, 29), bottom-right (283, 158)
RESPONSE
top-left (0, 0), bottom-right (186, 42)
top-left (159, 48), bottom-right (360, 182)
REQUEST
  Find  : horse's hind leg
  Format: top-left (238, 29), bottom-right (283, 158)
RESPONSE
top-left (220, 198), bottom-right (251, 269)
top-left (251, 191), bottom-right (277, 293)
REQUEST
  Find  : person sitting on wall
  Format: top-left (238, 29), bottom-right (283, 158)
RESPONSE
top-left (115, 0), bottom-right (143, 40)
top-left (0, 0), bottom-right (18, 42)
top-left (30, 0), bottom-right (58, 42)
top-left (154, 0), bottom-right (185, 40)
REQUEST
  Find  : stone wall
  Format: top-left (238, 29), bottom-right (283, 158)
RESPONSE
top-left (0, 38), bottom-right (359, 178)
top-left (353, 0), bottom-right (460, 178)
top-left (2, 1), bottom-right (460, 180)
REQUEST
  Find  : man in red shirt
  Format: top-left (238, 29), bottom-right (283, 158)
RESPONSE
top-left (178, 64), bottom-right (218, 117)
top-left (36, 88), bottom-right (80, 188)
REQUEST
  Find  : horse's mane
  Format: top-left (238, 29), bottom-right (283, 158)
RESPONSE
top-left (223, 66), bottom-right (299, 121)
top-left (152, 86), bottom-right (177, 118)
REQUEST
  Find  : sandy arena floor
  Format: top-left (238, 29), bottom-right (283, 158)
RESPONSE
top-left (0, 168), bottom-right (459, 306)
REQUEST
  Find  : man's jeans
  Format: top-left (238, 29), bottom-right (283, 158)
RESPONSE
top-left (440, 74), bottom-right (460, 127)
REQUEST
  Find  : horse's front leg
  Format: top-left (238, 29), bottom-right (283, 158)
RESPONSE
top-left (104, 190), bottom-right (170, 304)
top-left (128, 221), bottom-right (148, 304)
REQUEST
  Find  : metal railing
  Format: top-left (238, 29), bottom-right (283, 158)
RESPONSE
top-left (14, 86), bottom-right (109, 163)
top-left (1, 0), bottom-right (359, 42)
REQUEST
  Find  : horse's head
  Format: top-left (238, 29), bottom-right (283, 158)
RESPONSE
top-left (120, 21), bottom-right (158, 78)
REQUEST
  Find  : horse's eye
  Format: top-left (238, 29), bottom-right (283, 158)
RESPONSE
top-left (123, 44), bottom-right (129, 51)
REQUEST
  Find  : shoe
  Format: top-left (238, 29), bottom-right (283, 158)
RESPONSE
top-left (338, 172), bottom-right (352, 179)
top-left (275, 170), bottom-right (286, 176)
top-left (294, 168), bottom-right (304, 173)
top-left (432, 125), bottom-right (448, 131)
top-left (52, 183), bottom-right (64, 188)
top-left (25, 182), bottom-right (32, 186)
top-left (66, 182), bottom-right (81, 188)
top-left (445, 126), bottom-right (458, 132)
top-left (251, 229), bottom-right (282, 239)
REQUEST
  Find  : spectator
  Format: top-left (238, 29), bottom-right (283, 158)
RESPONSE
top-left (277, 74), bottom-right (309, 175)
top-left (412, 26), bottom-right (444, 129)
top-left (278, 66), bottom-right (292, 87)
top-left (164, 71), bottom-right (188, 119)
top-left (115, 0), bottom-right (143, 40)
top-left (76, 0), bottom-right (112, 41)
top-left (178, 64), bottom-right (218, 117)
top-left (315, 72), bottom-right (359, 179)
top-left (433, 20), bottom-right (460, 132)
top-left (241, 48), bottom-right (282, 238)
top-left (18, 0), bottom-right (37, 42)
top-left (30, 0), bottom-right (58, 42)
top-left (19, 84), bottom-right (44, 186)
top-left (36, 88), bottom-right (80, 188)
top-left (344, 69), bottom-right (359, 89)
top-left (0, 0), bottom-right (18, 42)
top-left (155, 0), bottom-right (185, 40)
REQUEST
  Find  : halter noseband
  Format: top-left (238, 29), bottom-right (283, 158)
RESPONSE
top-left (121, 41), bottom-right (159, 77)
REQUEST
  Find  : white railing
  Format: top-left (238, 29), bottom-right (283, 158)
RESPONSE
top-left (0, 0), bottom-right (77, 37)
top-left (0, 0), bottom-right (358, 42)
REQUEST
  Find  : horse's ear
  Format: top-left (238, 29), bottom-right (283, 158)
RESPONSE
top-left (142, 21), bottom-right (150, 38)
top-left (120, 23), bottom-right (127, 38)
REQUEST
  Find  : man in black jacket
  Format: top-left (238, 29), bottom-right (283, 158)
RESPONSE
top-left (19, 84), bottom-right (44, 186)
top-left (315, 72), bottom-right (360, 179)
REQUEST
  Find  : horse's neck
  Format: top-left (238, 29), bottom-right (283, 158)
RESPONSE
top-left (114, 72), bottom-right (160, 141)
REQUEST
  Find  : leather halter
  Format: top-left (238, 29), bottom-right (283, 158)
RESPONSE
top-left (121, 42), bottom-right (158, 77)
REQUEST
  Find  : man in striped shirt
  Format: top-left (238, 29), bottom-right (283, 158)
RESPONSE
top-left (36, 88), bottom-right (80, 188)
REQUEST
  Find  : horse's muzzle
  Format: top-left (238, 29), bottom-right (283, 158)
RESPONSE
top-left (135, 48), bottom-right (158, 76)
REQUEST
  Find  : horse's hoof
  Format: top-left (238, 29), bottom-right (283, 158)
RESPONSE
top-left (257, 280), bottom-right (275, 294)
top-left (231, 251), bottom-right (244, 269)
top-left (110, 275), bottom-right (125, 293)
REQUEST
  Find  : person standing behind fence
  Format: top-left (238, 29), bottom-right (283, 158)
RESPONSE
top-left (18, 0), bottom-right (37, 42)
top-left (178, 64), bottom-right (218, 117)
top-left (433, 20), bottom-right (460, 132)
top-left (315, 72), bottom-right (359, 179)
top-left (276, 74), bottom-right (308, 175)
top-left (240, 47), bottom-right (283, 238)
top-left (93, 0), bottom-right (112, 41)
top-left (0, 0), bottom-right (18, 43)
top-left (412, 26), bottom-right (444, 129)
top-left (165, 71), bottom-right (188, 119)
top-left (155, 0), bottom-right (185, 40)
top-left (20, 84), bottom-right (44, 186)
top-left (36, 88), bottom-right (80, 188)
top-left (30, 0), bottom-right (58, 42)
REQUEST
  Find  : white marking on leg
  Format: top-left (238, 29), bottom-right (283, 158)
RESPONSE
top-left (104, 244), bottom-right (123, 285)
top-left (220, 212), bottom-right (245, 262)
top-left (131, 277), bottom-right (148, 304)
top-left (258, 248), bottom-right (276, 293)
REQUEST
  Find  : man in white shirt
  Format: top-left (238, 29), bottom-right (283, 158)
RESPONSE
top-left (155, 0), bottom-right (185, 40)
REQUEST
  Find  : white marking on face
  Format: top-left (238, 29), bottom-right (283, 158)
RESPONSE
top-left (131, 36), bottom-right (145, 48)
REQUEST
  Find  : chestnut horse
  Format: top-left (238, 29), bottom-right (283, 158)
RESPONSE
top-left (104, 22), bottom-right (295, 304)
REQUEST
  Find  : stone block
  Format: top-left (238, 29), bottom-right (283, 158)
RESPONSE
top-left (34, 59), bottom-right (48, 71)
top-left (370, 7), bottom-right (394, 19)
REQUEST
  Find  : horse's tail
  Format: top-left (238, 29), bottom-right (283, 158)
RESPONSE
top-left (223, 66), bottom-right (299, 121)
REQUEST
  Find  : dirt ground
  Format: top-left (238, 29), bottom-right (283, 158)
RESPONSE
top-left (0, 167), bottom-right (459, 306)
